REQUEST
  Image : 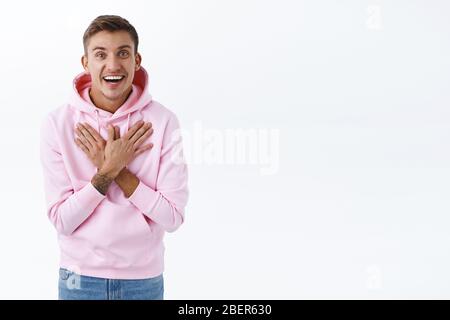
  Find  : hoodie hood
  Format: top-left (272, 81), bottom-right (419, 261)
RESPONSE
top-left (69, 67), bottom-right (153, 132)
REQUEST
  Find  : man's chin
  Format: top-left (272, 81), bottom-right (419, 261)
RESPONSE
top-left (102, 90), bottom-right (125, 101)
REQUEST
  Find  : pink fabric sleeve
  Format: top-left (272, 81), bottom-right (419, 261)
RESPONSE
top-left (128, 113), bottom-right (189, 232)
top-left (40, 116), bottom-right (106, 235)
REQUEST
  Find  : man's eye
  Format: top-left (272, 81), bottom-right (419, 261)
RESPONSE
top-left (96, 53), bottom-right (105, 58)
top-left (119, 51), bottom-right (129, 57)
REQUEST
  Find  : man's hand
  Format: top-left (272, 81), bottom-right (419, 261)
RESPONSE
top-left (101, 121), bottom-right (153, 178)
top-left (74, 123), bottom-right (106, 169)
top-left (74, 120), bottom-right (154, 174)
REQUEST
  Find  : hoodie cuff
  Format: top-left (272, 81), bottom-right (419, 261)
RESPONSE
top-left (127, 180), bottom-right (159, 218)
top-left (76, 182), bottom-right (107, 206)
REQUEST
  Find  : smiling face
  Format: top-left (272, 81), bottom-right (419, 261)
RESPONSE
top-left (81, 30), bottom-right (142, 112)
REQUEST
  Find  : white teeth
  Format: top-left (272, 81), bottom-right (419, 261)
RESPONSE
top-left (103, 75), bottom-right (124, 80)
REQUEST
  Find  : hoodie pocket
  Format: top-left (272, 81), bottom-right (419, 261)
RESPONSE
top-left (73, 200), bottom-right (154, 247)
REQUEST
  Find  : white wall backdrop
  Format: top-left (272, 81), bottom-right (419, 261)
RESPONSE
top-left (1, 0), bottom-right (450, 299)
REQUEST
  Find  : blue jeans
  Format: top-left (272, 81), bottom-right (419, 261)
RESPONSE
top-left (58, 268), bottom-right (164, 300)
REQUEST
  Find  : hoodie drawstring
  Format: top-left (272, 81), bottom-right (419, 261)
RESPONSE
top-left (126, 113), bottom-right (131, 132)
top-left (75, 109), bottom-right (81, 129)
top-left (95, 109), bottom-right (101, 133)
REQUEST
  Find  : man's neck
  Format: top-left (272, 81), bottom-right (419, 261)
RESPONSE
top-left (89, 87), bottom-right (133, 114)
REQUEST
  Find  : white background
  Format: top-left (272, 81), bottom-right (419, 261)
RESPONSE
top-left (0, 0), bottom-right (450, 299)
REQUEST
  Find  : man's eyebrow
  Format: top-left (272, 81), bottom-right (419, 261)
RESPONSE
top-left (91, 45), bottom-right (132, 52)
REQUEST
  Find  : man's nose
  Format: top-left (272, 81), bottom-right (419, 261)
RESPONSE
top-left (105, 56), bottom-right (122, 70)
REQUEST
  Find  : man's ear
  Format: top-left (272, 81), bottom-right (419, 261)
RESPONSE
top-left (81, 55), bottom-right (88, 71)
top-left (135, 52), bottom-right (142, 71)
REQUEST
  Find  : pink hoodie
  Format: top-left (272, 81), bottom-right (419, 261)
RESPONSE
top-left (40, 67), bottom-right (189, 279)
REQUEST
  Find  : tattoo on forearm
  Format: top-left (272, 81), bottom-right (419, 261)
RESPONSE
top-left (91, 173), bottom-right (113, 195)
